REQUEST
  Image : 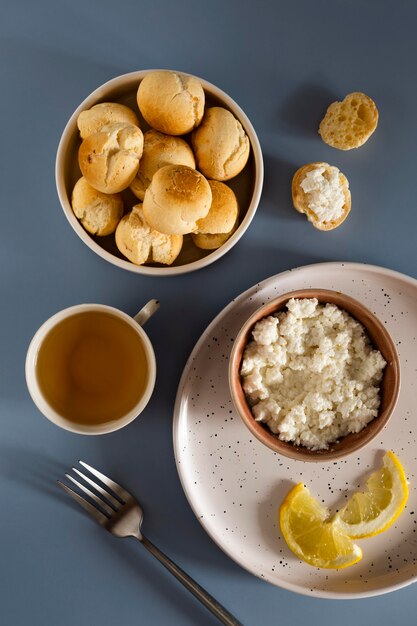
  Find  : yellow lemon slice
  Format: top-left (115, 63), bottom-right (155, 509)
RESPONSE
top-left (334, 451), bottom-right (408, 539)
top-left (280, 483), bottom-right (362, 569)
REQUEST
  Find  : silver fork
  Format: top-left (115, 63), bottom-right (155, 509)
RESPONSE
top-left (58, 461), bottom-right (243, 626)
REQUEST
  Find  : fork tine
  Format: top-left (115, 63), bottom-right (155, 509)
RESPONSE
top-left (65, 474), bottom-right (114, 516)
top-left (79, 461), bottom-right (130, 502)
top-left (72, 468), bottom-right (121, 510)
top-left (57, 481), bottom-right (108, 525)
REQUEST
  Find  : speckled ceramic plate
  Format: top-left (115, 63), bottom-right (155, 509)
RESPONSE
top-left (173, 262), bottom-right (417, 599)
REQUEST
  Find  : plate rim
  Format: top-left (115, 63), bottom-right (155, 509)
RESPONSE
top-left (173, 261), bottom-right (417, 599)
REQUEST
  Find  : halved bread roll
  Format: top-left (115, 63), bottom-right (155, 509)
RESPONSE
top-left (137, 71), bottom-right (205, 135)
top-left (143, 165), bottom-right (212, 235)
top-left (192, 107), bottom-right (250, 181)
top-left (78, 123), bottom-right (143, 194)
top-left (292, 162), bottom-right (351, 231)
top-left (115, 204), bottom-right (183, 266)
top-left (71, 177), bottom-right (124, 236)
top-left (319, 92), bottom-right (378, 150)
top-left (77, 103), bottom-right (139, 139)
top-left (130, 130), bottom-right (195, 201)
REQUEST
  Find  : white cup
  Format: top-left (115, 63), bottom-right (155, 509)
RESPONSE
top-left (25, 300), bottom-right (159, 435)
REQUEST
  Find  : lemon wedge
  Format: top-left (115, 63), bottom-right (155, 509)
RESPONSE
top-left (334, 451), bottom-right (408, 539)
top-left (279, 483), bottom-right (362, 569)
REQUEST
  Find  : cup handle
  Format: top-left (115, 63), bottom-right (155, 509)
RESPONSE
top-left (133, 299), bottom-right (160, 327)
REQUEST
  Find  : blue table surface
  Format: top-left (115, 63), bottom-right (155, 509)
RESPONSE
top-left (1, 1), bottom-right (417, 624)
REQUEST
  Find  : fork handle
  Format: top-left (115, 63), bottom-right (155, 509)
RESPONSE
top-left (139, 535), bottom-right (243, 626)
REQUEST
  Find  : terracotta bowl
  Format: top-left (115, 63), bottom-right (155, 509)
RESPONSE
top-left (55, 69), bottom-right (263, 276)
top-left (229, 289), bottom-right (400, 462)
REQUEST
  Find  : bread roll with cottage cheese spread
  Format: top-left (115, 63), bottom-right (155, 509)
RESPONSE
top-left (137, 71), bottom-right (205, 136)
top-left (71, 177), bottom-right (124, 236)
top-left (292, 162), bottom-right (351, 231)
top-left (77, 103), bottom-right (139, 139)
top-left (143, 164), bottom-right (212, 235)
top-left (116, 204), bottom-right (183, 266)
top-left (319, 92), bottom-right (378, 150)
top-left (192, 107), bottom-right (250, 181)
top-left (130, 130), bottom-right (195, 201)
top-left (78, 122), bottom-right (143, 194)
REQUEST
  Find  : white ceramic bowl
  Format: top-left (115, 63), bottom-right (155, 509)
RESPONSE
top-left (56, 69), bottom-right (264, 276)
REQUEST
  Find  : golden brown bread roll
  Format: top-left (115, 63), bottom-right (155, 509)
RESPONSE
top-left (192, 217), bottom-right (239, 250)
top-left (137, 71), bottom-right (205, 135)
top-left (319, 92), bottom-right (378, 150)
top-left (195, 180), bottom-right (238, 234)
top-left (77, 103), bottom-right (139, 139)
top-left (115, 204), bottom-right (183, 265)
top-left (71, 177), bottom-right (124, 236)
top-left (78, 123), bottom-right (143, 194)
top-left (192, 107), bottom-right (250, 181)
top-left (143, 165), bottom-right (212, 235)
top-left (130, 130), bottom-right (195, 201)
top-left (291, 162), bottom-right (351, 231)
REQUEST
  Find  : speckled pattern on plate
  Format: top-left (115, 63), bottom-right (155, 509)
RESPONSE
top-left (173, 262), bottom-right (417, 599)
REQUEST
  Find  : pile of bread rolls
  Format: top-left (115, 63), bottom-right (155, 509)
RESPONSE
top-left (71, 70), bottom-right (250, 266)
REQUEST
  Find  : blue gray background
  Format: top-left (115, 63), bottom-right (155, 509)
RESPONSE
top-left (1, 1), bottom-right (417, 624)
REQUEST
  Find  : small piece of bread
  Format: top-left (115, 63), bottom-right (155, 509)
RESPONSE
top-left (115, 204), bottom-right (183, 266)
top-left (130, 130), bottom-right (195, 201)
top-left (78, 123), bottom-right (144, 194)
top-left (77, 103), bottom-right (139, 139)
top-left (137, 71), bottom-right (205, 135)
top-left (192, 217), bottom-right (239, 250)
top-left (195, 180), bottom-right (238, 234)
top-left (71, 177), bottom-right (124, 236)
top-left (319, 92), bottom-right (378, 150)
top-left (192, 107), bottom-right (250, 181)
top-left (292, 162), bottom-right (351, 231)
top-left (143, 165), bottom-right (212, 235)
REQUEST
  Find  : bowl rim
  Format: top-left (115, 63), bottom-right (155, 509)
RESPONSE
top-left (228, 288), bottom-right (401, 462)
top-left (55, 69), bottom-right (264, 276)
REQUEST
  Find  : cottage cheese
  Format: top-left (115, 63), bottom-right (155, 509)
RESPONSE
top-left (300, 165), bottom-right (345, 223)
top-left (240, 298), bottom-right (386, 450)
